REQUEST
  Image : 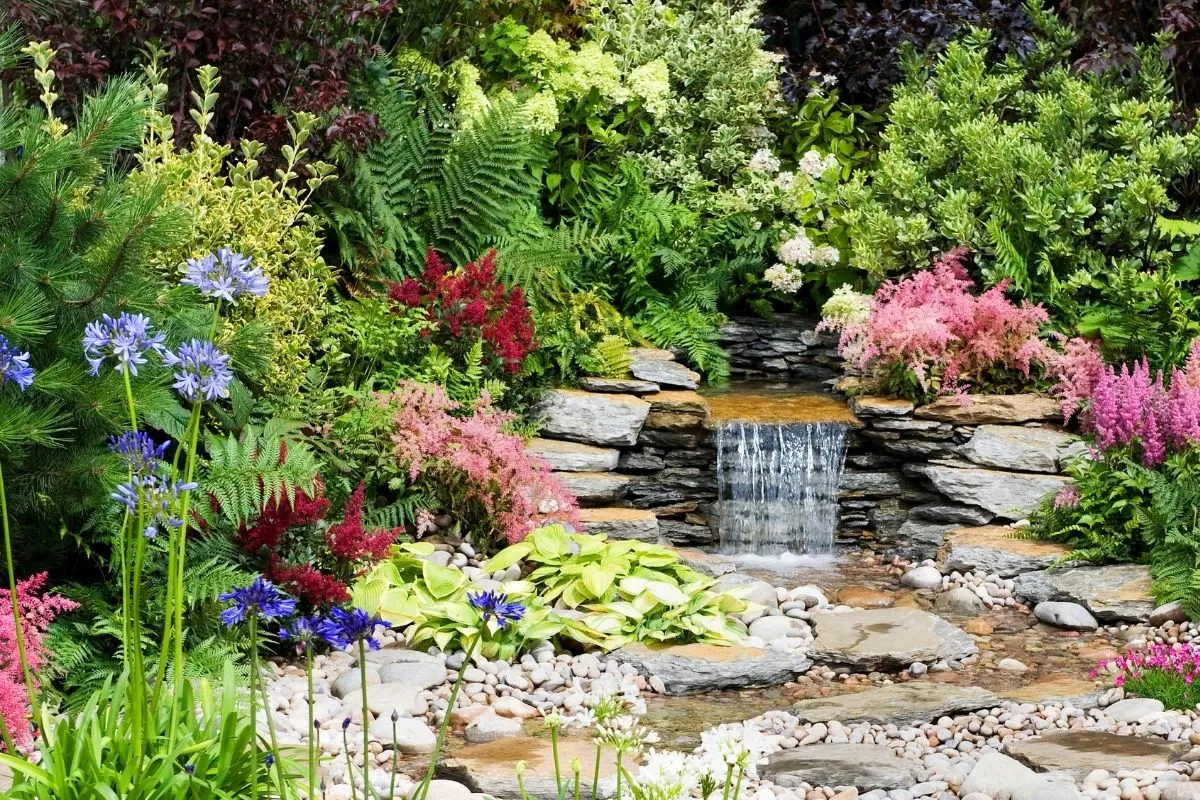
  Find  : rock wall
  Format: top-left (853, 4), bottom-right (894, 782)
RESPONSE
top-left (719, 315), bottom-right (842, 382)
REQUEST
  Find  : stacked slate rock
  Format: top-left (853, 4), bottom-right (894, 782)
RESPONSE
top-left (529, 348), bottom-right (719, 546)
top-left (719, 315), bottom-right (842, 382)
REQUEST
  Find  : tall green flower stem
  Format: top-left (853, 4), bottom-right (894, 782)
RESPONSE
top-left (257, 656), bottom-right (292, 799)
top-left (358, 639), bottom-right (372, 800)
top-left (249, 615), bottom-right (260, 800)
top-left (0, 460), bottom-right (36, 721)
top-left (549, 723), bottom-right (563, 797)
top-left (414, 635), bottom-right (480, 800)
top-left (589, 746), bottom-right (603, 800)
top-left (117, 371), bottom-right (149, 765)
top-left (721, 764), bottom-right (735, 800)
top-left (307, 645), bottom-right (317, 800)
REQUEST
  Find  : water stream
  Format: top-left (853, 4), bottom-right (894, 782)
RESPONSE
top-left (715, 419), bottom-right (848, 557)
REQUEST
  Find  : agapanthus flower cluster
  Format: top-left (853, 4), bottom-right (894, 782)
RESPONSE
top-left (112, 473), bottom-right (197, 539)
top-left (776, 230), bottom-right (839, 268)
top-left (318, 606), bottom-right (391, 650)
top-left (798, 149), bottom-right (839, 178)
top-left (0, 573), bottom-right (78, 749)
top-left (218, 576), bottom-right (298, 627)
top-left (379, 381), bottom-right (577, 546)
top-left (162, 339), bottom-right (233, 402)
top-left (82, 313), bottom-right (166, 376)
top-left (1076, 352), bottom-right (1200, 467)
top-left (182, 248), bottom-right (269, 303)
top-left (825, 248), bottom-right (1051, 398)
top-left (0, 335), bottom-right (34, 391)
top-left (388, 250), bottom-right (536, 374)
top-left (109, 431), bottom-right (170, 476)
top-left (468, 590), bottom-right (526, 631)
top-left (279, 614), bottom-right (322, 654)
top-left (593, 714), bottom-right (661, 755)
top-left (697, 723), bottom-right (771, 779)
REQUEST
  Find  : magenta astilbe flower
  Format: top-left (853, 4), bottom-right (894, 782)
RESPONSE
top-left (1053, 485), bottom-right (1080, 509)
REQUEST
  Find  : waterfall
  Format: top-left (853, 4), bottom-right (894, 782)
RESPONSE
top-left (715, 421), bottom-right (847, 556)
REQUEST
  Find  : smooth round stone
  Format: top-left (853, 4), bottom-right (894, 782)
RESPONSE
top-left (332, 667), bottom-right (381, 699)
top-left (464, 712), bottom-right (523, 743)
top-left (491, 696), bottom-right (538, 719)
top-left (749, 615), bottom-right (797, 641)
top-left (1106, 698), bottom-right (1166, 724)
top-left (369, 716), bottom-right (436, 753)
top-left (901, 566), bottom-right (943, 590)
top-left (342, 684), bottom-right (424, 718)
top-left (416, 780), bottom-right (473, 800)
top-left (379, 660), bottom-right (446, 689)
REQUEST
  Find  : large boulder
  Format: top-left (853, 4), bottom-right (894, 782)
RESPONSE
top-left (914, 395), bottom-right (1062, 425)
top-left (961, 751), bottom-right (1080, 800)
top-left (1015, 565), bottom-right (1155, 622)
top-left (609, 643), bottom-right (811, 694)
top-left (535, 390), bottom-right (651, 447)
top-left (762, 745), bottom-right (923, 792)
top-left (525, 438), bottom-right (620, 472)
top-left (1005, 730), bottom-right (1190, 781)
top-left (939, 526), bottom-right (1074, 577)
top-left (792, 682), bottom-right (998, 726)
top-left (810, 607), bottom-right (978, 670)
top-left (914, 465), bottom-right (1071, 520)
top-left (959, 425), bottom-right (1080, 473)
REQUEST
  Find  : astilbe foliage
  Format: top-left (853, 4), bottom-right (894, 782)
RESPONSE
top-left (826, 249), bottom-right (1050, 401)
top-left (0, 574), bottom-right (78, 748)
top-left (378, 381), bottom-right (578, 548)
top-left (389, 250), bottom-right (536, 375)
top-left (237, 483), bottom-right (398, 607)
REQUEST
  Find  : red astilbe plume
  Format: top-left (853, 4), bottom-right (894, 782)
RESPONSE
top-left (325, 484), bottom-right (399, 561)
top-left (0, 573), bottom-right (79, 749)
top-left (237, 486), bottom-right (331, 556)
top-left (265, 559), bottom-right (351, 607)
top-left (388, 250), bottom-right (537, 374)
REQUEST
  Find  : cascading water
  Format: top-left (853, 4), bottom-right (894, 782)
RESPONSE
top-left (715, 420), bottom-right (847, 556)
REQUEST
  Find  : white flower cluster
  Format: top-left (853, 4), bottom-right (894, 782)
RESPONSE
top-left (746, 148), bottom-right (781, 174)
top-left (764, 264), bottom-right (804, 294)
top-left (617, 723), bottom-right (771, 800)
top-left (776, 230), bottom-right (839, 267)
top-left (820, 284), bottom-right (874, 329)
top-left (798, 149), bottom-right (839, 179)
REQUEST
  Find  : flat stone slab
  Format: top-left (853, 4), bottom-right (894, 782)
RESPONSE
top-left (939, 525), bottom-right (1073, 577)
top-left (811, 607), bottom-right (978, 670)
top-left (792, 682), bottom-right (999, 726)
top-left (576, 507), bottom-right (660, 541)
top-left (836, 585), bottom-right (896, 608)
top-left (849, 396), bottom-right (915, 417)
top-left (554, 472), bottom-right (631, 505)
top-left (762, 744), bottom-right (923, 791)
top-left (648, 390), bottom-right (710, 414)
top-left (1015, 565), bottom-right (1155, 622)
top-left (578, 377), bottom-right (660, 394)
top-left (444, 736), bottom-right (619, 799)
top-left (999, 677), bottom-right (1108, 710)
top-left (610, 643), bottom-right (811, 695)
top-left (915, 465), bottom-right (1071, 520)
top-left (629, 349), bottom-right (700, 389)
top-left (1005, 730), bottom-right (1190, 781)
top-left (535, 389), bottom-right (651, 447)
top-left (960, 424), bottom-right (1081, 473)
top-left (525, 438), bottom-right (620, 472)
top-left (915, 394), bottom-right (1062, 425)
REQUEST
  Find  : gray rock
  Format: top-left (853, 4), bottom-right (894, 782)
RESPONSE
top-left (1016, 565), bottom-right (1155, 622)
top-left (1004, 730), bottom-right (1189, 781)
top-left (762, 745), bottom-right (923, 792)
top-left (935, 586), bottom-right (985, 615)
top-left (525, 438), bottom-right (620, 472)
top-left (370, 716), bottom-right (436, 753)
top-left (1162, 785), bottom-right (1200, 800)
top-left (914, 395), bottom-right (1062, 425)
top-left (896, 520), bottom-right (961, 559)
top-left (342, 684), bottom-right (423, 718)
top-left (464, 713), bottom-right (524, 744)
top-left (811, 607), bottom-right (978, 670)
top-left (792, 682), bottom-right (999, 726)
top-left (939, 526), bottom-right (1072, 578)
top-left (910, 504), bottom-right (994, 526)
top-left (749, 616), bottom-right (799, 641)
top-left (554, 472), bottom-right (632, 505)
top-left (379, 660), bottom-right (446, 689)
top-left (628, 349), bottom-right (700, 390)
top-left (959, 425), bottom-right (1079, 473)
top-left (914, 465), bottom-right (1071, 520)
top-left (1151, 601), bottom-right (1189, 627)
top-left (1103, 698), bottom-right (1165, 723)
top-left (714, 574), bottom-right (780, 608)
top-left (849, 397), bottom-right (916, 417)
top-left (1033, 601), bottom-right (1098, 631)
top-left (961, 751), bottom-right (1080, 800)
top-left (575, 508), bottom-right (660, 541)
top-left (900, 566), bottom-right (943, 589)
top-left (609, 643), bottom-right (811, 694)
top-left (578, 377), bottom-right (660, 394)
top-left (332, 666), bottom-right (380, 698)
top-left (534, 389), bottom-right (651, 447)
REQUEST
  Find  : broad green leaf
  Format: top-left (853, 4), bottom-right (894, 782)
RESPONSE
top-left (581, 565), bottom-right (618, 598)
top-left (483, 542), bottom-right (530, 574)
top-left (422, 560), bottom-right (466, 599)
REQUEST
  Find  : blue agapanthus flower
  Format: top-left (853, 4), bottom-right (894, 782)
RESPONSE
top-left (109, 431), bottom-right (170, 476)
top-left (219, 577), bottom-right (297, 627)
top-left (467, 590), bottom-right (526, 630)
top-left (111, 472), bottom-right (197, 539)
top-left (280, 614), bottom-right (321, 653)
top-left (182, 248), bottom-right (269, 304)
top-left (318, 607), bottom-right (391, 651)
top-left (0, 335), bottom-right (34, 391)
top-left (162, 340), bottom-right (233, 402)
top-left (82, 313), bottom-right (166, 376)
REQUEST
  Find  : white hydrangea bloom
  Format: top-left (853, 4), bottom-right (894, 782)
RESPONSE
top-left (798, 149), bottom-right (839, 178)
top-left (776, 230), bottom-right (815, 265)
top-left (764, 264), bottom-right (804, 293)
top-left (746, 148), bottom-right (780, 174)
top-left (821, 284), bottom-right (875, 329)
top-left (628, 59), bottom-right (671, 116)
top-left (773, 170), bottom-right (795, 191)
top-left (522, 91), bottom-right (560, 134)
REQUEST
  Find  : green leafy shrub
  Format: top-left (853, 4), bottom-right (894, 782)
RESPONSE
top-left (839, 22), bottom-right (1200, 356)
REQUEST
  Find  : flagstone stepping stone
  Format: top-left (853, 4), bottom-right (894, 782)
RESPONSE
top-left (610, 642), bottom-right (811, 695)
top-left (792, 682), bottom-right (999, 726)
top-left (525, 438), bottom-right (620, 472)
top-left (939, 525), bottom-right (1074, 577)
top-left (762, 744), bottom-right (923, 791)
top-left (999, 677), bottom-right (1108, 710)
top-left (810, 607), bottom-right (978, 670)
top-left (443, 735), bottom-right (621, 800)
top-left (836, 585), bottom-right (895, 608)
top-left (1016, 565), bottom-right (1155, 622)
top-left (1005, 730), bottom-right (1190, 781)
top-left (535, 389), bottom-right (651, 446)
top-left (961, 751), bottom-right (1080, 800)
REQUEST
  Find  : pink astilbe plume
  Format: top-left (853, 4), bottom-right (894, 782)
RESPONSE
top-left (829, 249), bottom-right (1050, 397)
top-left (0, 573), bottom-right (79, 749)
top-left (1045, 336), bottom-right (1107, 421)
top-left (379, 382), bottom-right (578, 545)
